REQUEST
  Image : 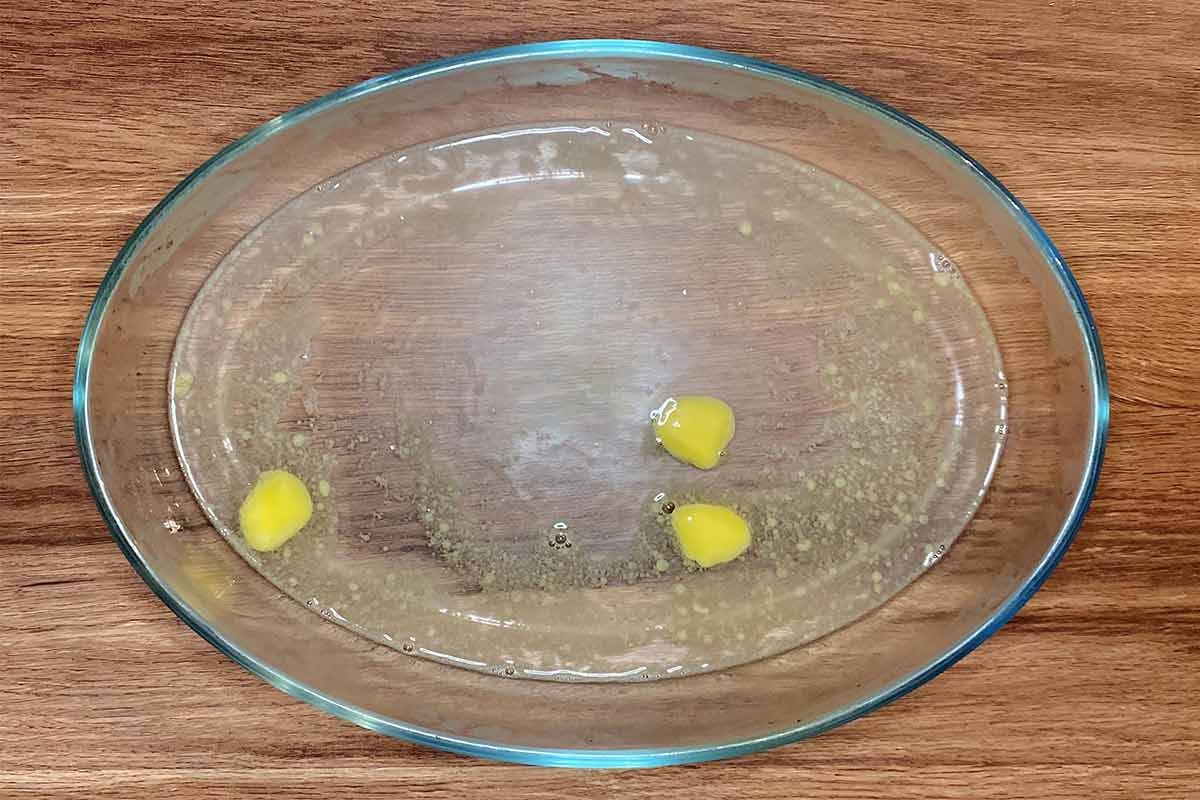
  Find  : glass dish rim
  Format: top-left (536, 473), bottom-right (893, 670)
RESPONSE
top-left (72, 38), bottom-right (1110, 768)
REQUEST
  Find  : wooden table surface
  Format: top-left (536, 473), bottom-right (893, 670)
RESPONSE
top-left (3, 1), bottom-right (1198, 797)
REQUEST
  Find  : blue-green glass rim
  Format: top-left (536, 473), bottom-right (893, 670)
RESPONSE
top-left (73, 39), bottom-right (1109, 768)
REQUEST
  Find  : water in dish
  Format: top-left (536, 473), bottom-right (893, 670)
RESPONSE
top-left (169, 121), bottom-right (1007, 681)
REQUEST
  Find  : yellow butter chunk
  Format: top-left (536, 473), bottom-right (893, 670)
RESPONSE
top-left (238, 469), bottom-right (313, 552)
top-left (651, 395), bottom-right (735, 470)
top-left (671, 503), bottom-right (751, 568)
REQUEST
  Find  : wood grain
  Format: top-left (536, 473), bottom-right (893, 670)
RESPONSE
top-left (2, 1), bottom-right (1198, 797)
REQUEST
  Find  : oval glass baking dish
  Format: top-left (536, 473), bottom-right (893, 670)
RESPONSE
top-left (74, 40), bottom-right (1107, 767)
